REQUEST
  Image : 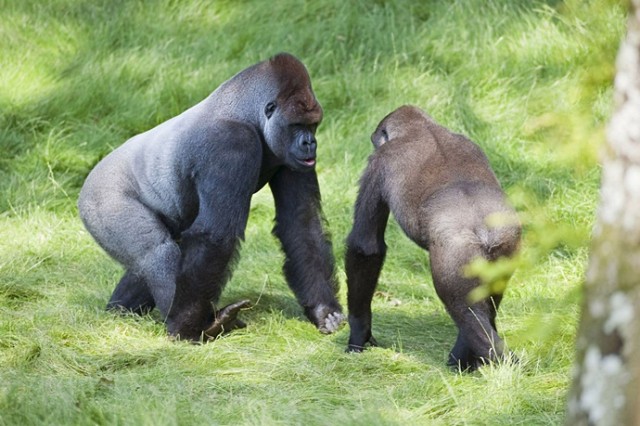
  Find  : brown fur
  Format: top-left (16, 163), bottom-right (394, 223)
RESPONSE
top-left (346, 105), bottom-right (520, 370)
top-left (271, 53), bottom-right (322, 122)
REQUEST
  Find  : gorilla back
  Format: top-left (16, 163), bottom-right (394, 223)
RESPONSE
top-left (345, 105), bottom-right (520, 370)
top-left (79, 53), bottom-right (343, 341)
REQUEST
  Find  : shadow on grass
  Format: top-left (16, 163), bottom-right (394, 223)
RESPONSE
top-left (64, 246), bottom-right (580, 362)
top-left (1, 0), bottom-right (587, 210)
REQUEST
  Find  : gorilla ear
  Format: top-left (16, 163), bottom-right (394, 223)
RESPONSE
top-left (264, 102), bottom-right (277, 119)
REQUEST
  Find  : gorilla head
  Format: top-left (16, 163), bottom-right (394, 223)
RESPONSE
top-left (261, 54), bottom-right (323, 172)
top-left (370, 105), bottom-right (425, 149)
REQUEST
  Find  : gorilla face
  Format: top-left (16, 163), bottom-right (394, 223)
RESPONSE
top-left (371, 110), bottom-right (399, 149)
top-left (370, 125), bottom-right (390, 149)
top-left (262, 92), bottom-right (323, 172)
top-left (286, 123), bottom-right (319, 170)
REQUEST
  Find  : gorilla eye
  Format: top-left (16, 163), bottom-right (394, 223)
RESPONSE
top-left (381, 129), bottom-right (389, 142)
top-left (264, 102), bottom-right (277, 119)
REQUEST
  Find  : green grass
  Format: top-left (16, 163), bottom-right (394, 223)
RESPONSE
top-left (0, 0), bottom-right (626, 424)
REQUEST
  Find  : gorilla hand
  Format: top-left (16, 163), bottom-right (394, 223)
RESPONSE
top-left (305, 304), bottom-right (345, 334)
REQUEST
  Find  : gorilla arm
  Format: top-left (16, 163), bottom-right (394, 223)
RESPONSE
top-left (345, 159), bottom-right (390, 351)
top-left (269, 167), bottom-right (343, 333)
top-left (165, 123), bottom-right (260, 340)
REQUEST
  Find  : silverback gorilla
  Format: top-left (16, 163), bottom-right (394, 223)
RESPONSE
top-left (345, 106), bottom-right (521, 370)
top-left (78, 53), bottom-right (343, 341)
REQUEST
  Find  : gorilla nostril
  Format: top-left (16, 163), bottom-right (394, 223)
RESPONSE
top-left (299, 138), bottom-right (316, 153)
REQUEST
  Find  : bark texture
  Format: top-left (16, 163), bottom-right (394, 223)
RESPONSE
top-left (566, 2), bottom-right (640, 425)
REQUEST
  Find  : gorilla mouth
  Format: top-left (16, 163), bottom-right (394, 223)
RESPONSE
top-left (298, 157), bottom-right (316, 167)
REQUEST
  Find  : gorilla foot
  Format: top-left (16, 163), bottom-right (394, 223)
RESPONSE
top-left (346, 335), bottom-right (379, 353)
top-left (447, 355), bottom-right (480, 372)
top-left (306, 304), bottom-right (345, 334)
top-left (447, 350), bottom-right (518, 372)
top-left (203, 300), bottom-right (251, 340)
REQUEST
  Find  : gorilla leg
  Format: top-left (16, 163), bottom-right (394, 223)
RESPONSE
top-left (164, 232), bottom-right (238, 339)
top-left (107, 271), bottom-right (156, 315)
top-left (344, 166), bottom-right (390, 351)
top-left (446, 301), bottom-right (503, 370)
top-left (88, 197), bottom-right (251, 341)
top-left (429, 242), bottom-right (505, 370)
top-left (345, 248), bottom-right (385, 351)
top-left (80, 192), bottom-right (184, 321)
top-left (448, 333), bottom-right (473, 370)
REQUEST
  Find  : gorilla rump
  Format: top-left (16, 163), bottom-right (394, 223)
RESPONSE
top-left (78, 53), bottom-right (343, 341)
top-left (345, 105), bottom-right (521, 370)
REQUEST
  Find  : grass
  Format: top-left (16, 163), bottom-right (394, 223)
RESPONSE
top-left (0, 0), bottom-right (626, 424)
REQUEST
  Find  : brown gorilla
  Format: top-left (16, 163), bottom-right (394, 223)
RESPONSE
top-left (78, 53), bottom-right (343, 341)
top-left (345, 105), bottom-right (520, 370)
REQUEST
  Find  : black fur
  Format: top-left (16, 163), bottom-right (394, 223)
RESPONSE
top-left (345, 106), bottom-right (520, 370)
top-left (78, 53), bottom-right (343, 341)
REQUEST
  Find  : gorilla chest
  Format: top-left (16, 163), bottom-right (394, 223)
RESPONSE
top-left (253, 170), bottom-right (277, 193)
top-left (253, 138), bottom-right (286, 193)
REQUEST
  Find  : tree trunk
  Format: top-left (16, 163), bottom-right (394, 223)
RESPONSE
top-left (566, 2), bottom-right (640, 425)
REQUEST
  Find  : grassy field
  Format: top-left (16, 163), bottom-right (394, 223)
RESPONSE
top-left (0, 0), bottom-right (626, 424)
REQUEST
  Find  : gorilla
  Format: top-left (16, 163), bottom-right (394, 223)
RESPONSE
top-left (78, 53), bottom-right (343, 341)
top-left (345, 105), bottom-right (521, 370)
